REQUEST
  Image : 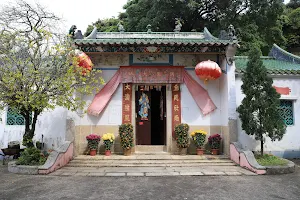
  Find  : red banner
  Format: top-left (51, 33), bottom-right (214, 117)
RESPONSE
top-left (172, 84), bottom-right (181, 138)
top-left (122, 83), bottom-right (132, 123)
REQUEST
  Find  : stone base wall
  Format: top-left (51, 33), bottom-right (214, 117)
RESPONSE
top-left (74, 124), bottom-right (236, 155)
top-left (74, 125), bottom-right (121, 156)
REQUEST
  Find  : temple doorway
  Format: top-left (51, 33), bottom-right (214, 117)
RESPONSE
top-left (135, 85), bottom-right (166, 145)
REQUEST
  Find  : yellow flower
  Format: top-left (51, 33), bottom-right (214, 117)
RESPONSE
top-left (190, 132), bottom-right (195, 137)
top-left (194, 129), bottom-right (207, 135)
top-left (103, 133), bottom-right (115, 142)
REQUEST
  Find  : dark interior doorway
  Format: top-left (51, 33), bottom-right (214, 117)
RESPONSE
top-left (135, 85), bottom-right (166, 145)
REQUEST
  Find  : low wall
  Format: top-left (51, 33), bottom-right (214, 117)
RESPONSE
top-left (230, 142), bottom-right (295, 175)
top-left (39, 141), bottom-right (73, 174)
top-left (8, 141), bottom-right (73, 175)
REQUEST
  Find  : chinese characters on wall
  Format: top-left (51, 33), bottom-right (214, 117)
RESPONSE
top-left (172, 84), bottom-right (181, 138)
top-left (122, 83), bottom-right (132, 123)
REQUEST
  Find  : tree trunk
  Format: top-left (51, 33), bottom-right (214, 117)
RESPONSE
top-left (260, 134), bottom-right (264, 156)
top-left (22, 109), bottom-right (40, 147)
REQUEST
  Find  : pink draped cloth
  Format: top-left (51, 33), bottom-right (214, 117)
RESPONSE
top-left (87, 70), bottom-right (121, 116)
top-left (88, 67), bottom-right (216, 116)
top-left (182, 70), bottom-right (216, 115)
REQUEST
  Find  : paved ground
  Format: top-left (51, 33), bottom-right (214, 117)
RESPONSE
top-left (51, 166), bottom-right (255, 176)
top-left (1, 160), bottom-right (300, 200)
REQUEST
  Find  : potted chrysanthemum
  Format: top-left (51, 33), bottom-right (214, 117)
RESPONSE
top-left (119, 123), bottom-right (134, 156)
top-left (190, 130), bottom-right (207, 155)
top-left (175, 123), bottom-right (190, 155)
top-left (86, 134), bottom-right (101, 156)
top-left (102, 133), bottom-right (115, 156)
top-left (208, 134), bottom-right (222, 155)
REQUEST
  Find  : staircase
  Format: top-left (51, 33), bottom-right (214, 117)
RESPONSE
top-left (50, 154), bottom-right (255, 176)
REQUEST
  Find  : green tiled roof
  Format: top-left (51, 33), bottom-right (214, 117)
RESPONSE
top-left (235, 56), bottom-right (300, 75)
top-left (75, 29), bottom-right (236, 46)
top-left (75, 38), bottom-right (233, 46)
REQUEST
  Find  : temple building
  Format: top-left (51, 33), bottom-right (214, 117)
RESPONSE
top-left (1, 25), bottom-right (300, 158)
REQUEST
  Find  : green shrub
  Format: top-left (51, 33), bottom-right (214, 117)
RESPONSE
top-left (175, 123), bottom-right (189, 148)
top-left (255, 154), bottom-right (288, 166)
top-left (16, 147), bottom-right (46, 166)
top-left (119, 123), bottom-right (134, 150)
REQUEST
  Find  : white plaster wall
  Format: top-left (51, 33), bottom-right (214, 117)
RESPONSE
top-left (181, 70), bottom-right (222, 126)
top-left (236, 76), bottom-right (300, 152)
top-left (0, 107), bottom-right (67, 150)
top-left (71, 69), bottom-right (123, 126)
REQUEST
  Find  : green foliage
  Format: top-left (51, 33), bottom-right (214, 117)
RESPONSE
top-left (0, 1), bottom-right (104, 147)
top-left (237, 48), bottom-right (286, 155)
top-left (120, 0), bottom-right (286, 55)
top-left (119, 123), bottom-right (134, 150)
top-left (255, 154), bottom-right (288, 166)
top-left (103, 140), bottom-right (114, 151)
top-left (287, 0), bottom-right (300, 9)
top-left (87, 140), bottom-right (100, 150)
top-left (175, 123), bottom-right (189, 148)
top-left (190, 130), bottom-right (206, 148)
top-left (85, 18), bottom-right (121, 36)
top-left (16, 147), bottom-right (47, 166)
top-left (282, 7), bottom-right (300, 49)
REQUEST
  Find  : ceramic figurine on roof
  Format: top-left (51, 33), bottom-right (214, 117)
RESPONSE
top-left (117, 22), bottom-right (125, 32)
top-left (69, 25), bottom-right (77, 39)
top-left (174, 18), bottom-right (182, 32)
top-left (146, 24), bottom-right (152, 33)
top-left (228, 24), bottom-right (237, 41)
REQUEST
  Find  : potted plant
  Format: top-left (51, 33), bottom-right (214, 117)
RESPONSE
top-left (86, 134), bottom-right (101, 156)
top-left (119, 123), bottom-right (134, 156)
top-left (208, 134), bottom-right (222, 155)
top-left (102, 133), bottom-right (115, 156)
top-left (190, 130), bottom-right (207, 155)
top-left (175, 123), bottom-right (189, 155)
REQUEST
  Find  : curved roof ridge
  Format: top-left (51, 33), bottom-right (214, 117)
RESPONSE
top-left (269, 44), bottom-right (300, 64)
top-left (203, 27), bottom-right (218, 40)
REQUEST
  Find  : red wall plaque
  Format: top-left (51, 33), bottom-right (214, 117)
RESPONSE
top-left (273, 86), bottom-right (290, 95)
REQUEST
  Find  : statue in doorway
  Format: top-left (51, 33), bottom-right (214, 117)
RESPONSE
top-left (138, 92), bottom-right (150, 120)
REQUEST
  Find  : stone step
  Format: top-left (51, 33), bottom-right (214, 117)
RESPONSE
top-left (74, 155), bottom-right (229, 160)
top-left (69, 159), bottom-right (233, 164)
top-left (135, 145), bottom-right (166, 152)
top-left (67, 162), bottom-right (236, 167)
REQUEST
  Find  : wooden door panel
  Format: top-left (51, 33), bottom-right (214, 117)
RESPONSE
top-left (136, 89), bottom-right (151, 145)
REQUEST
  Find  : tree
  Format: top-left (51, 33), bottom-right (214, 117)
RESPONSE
top-left (237, 48), bottom-right (286, 156)
top-left (287, 0), bottom-right (300, 9)
top-left (0, 0), bottom-right (104, 147)
top-left (84, 18), bottom-right (121, 36)
top-left (120, 0), bottom-right (285, 55)
top-left (282, 7), bottom-right (300, 49)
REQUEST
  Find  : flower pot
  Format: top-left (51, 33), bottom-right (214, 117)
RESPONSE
top-left (123, 148), bottom-right (131, 156)
top-left (89, 149), bottom-right (97, 156)
top-left (196, 148), bottom-right (205, 155)
top-left (178, 147), bottom-right (187, 155)
top-left (105, 150), bottom-right (111, 156)
top-left (211, 149), bottom-right (219, 155)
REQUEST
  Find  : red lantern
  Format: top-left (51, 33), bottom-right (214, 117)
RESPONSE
top-left (195, 60), bottom-right (222, 83)
top-left (76, 51), bottom-right (93, 75)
